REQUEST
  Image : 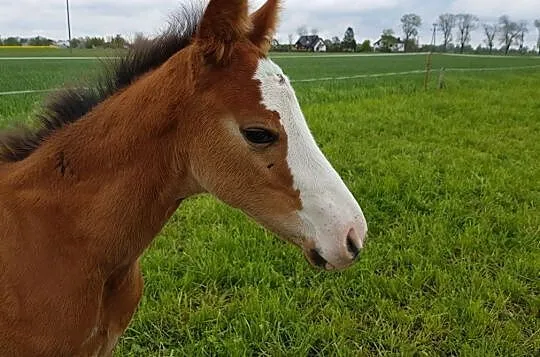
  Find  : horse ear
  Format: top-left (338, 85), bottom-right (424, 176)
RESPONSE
top-left (248, 0), bottom-right (281, 54)
top-left (196, 0), bottom-right (251, 64)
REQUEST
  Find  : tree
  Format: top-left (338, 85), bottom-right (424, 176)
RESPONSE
top-left (358, 40), bottom-right (372, 52)
top-left (535, 20), bottom-right (540, 55)
top-left (324, 39), bottom-right (333, 50)
top-left (70, 37), bottom-right (82, 48)
top-left (323, 37), bottom-right (341, 52)
top-left (456, 14), bottom-right (478, 53)
top-left (110, 34), bottom-right (127, 49)
top-left (3, 37), bottom-right (21, 46)
top-left (342, 27), bottom-right (356, 52)
top-left (499, 15), bottom-right (520, 55)
top-left (28, 36), bottom-right (54, 46)
top-left (438, 14), bottom-right (456, 51)
top-left (516, 21), bottom-right (528, 53)
top-left (324, 36), bottom-right (341, 52)
top-left (404, 38), bottom-right (419, 52)
top-left (483, 24), bottom-right (498, 54)
top-left (288, 34), bottom-right (294, 51)
top-left (84, 36), bottom-right (106, 49)
top-left (401, 14), bottom-right (422, 52)
top-left (297, 25), bottom-right (308, 37)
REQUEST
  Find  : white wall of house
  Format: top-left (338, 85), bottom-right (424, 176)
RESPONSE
top-left (314, 39), bottom-right (327, 52)
top-left (394, 43), bottom-right (405, 52)
top-left (373, 40), bottom-right (405, 52)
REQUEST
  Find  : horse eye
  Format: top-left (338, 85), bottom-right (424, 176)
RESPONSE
top-left (242, 128), bottom-right (278, 145)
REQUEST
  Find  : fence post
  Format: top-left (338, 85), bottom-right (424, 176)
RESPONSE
top-left (438, 67), bottom-right (446, 89)
top-left (424, 52), bottom-right (433, 90)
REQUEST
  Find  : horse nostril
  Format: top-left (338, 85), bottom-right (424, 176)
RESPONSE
top-left (308, 249), bottom-right (327, 269)
top-left (347, 234), bottom-right (360, 259)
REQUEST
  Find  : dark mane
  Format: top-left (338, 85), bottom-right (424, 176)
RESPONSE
top-left (0, 5), bottom-right (202, 163)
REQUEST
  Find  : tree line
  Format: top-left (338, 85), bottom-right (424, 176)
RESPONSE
top-left (278, 14), bottom-right (540, 55)
top-left (0, 36), bottom-right (55, 47)
top-left (0, 35), bottom-right (129, 49)
top-left (3, 14), bottom-right (539, 55)
top-left (437, 14), bottom-right (536, 55)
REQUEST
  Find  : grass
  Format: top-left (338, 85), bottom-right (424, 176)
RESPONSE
top-left (0, 46), bottom-right (123, 57)
top-left (1, 50), bottom-right (539, 356)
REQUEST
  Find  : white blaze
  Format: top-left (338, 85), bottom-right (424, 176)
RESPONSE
top-left (254, 58), bottom-right (367, 263)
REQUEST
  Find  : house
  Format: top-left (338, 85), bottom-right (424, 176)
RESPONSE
top-left (373, 37), bottom-right (405, 52)
top-left (55, 40), bottom-right (70, 48)
top-left (295, 35), bottom-right (326, 52)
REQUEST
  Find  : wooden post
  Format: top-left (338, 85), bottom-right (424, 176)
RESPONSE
top-left (424, 23), bottom-right (437, 91)
top-left (438, 67), bottom-right (446, 89)
top-left (424, 52), bottom-right (433, 90)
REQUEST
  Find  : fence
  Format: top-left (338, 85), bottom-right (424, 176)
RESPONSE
top-left (1, 54), bottom-right (539, 96)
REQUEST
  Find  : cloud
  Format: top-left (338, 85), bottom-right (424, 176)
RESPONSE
top-left (450, 0), bottom-right (538, 19)
top-left (0, 0), bottom-right (179, 40)
top-left (0, 0), bottom-right (538, 47)
top-left (282, 0), bottom-right (401, 12)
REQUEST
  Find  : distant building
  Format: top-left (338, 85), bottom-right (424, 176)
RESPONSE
top-left (55, 40), bottom-right (70, 48)
top-left (373, 37), bottom-right (405, 52)
top-left (295, 35), bottom-right (327, 52)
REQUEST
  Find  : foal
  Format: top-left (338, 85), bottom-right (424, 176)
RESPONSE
top-left (0, 0), bottom-right (367, 355)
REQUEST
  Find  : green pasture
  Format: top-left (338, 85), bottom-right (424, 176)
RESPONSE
top-left (0, 46), bottom-right (121, 57)
top-left (0, 50), bottom-right (539, 356)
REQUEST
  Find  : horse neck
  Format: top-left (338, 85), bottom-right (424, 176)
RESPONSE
top-left (6, 58), bottom-right (200, 272)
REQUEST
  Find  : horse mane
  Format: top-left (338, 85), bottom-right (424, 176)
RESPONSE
top-left (0, 5), bottom-right (202, 163)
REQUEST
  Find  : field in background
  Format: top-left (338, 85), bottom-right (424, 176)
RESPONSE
top-left (1, 50), bottom-right (539, 356)
top-left (0, 47), bottom-right (123, 57)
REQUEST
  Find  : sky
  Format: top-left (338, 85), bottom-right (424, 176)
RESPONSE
top-left (0, 0), bottom-right (539, 48)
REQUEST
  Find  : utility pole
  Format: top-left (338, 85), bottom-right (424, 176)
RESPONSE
top-left (66, 0), bottom-right (72, 53)
top-left (431, 23), bottom-right (437, 51)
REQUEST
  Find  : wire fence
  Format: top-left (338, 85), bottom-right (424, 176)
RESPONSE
top-left (1, 57), bottom-right (540, 96)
